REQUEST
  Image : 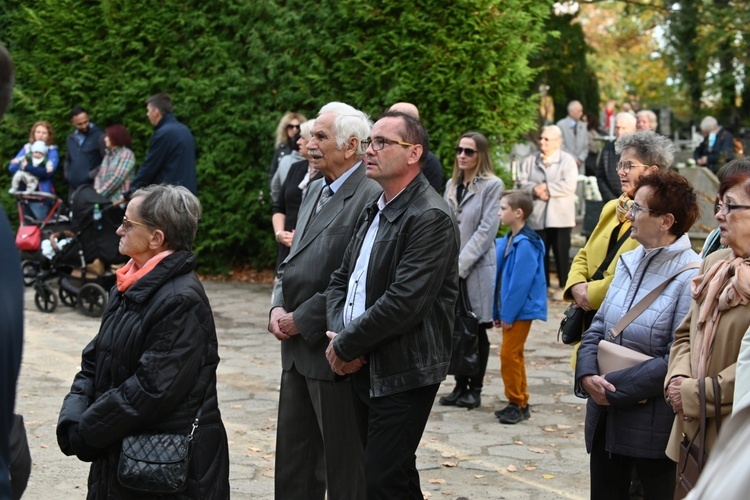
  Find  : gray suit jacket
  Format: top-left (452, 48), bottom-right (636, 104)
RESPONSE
top-left (271, 162), bottom-right (381, 380)
top-left (556, 117), bottom-right (588, 165)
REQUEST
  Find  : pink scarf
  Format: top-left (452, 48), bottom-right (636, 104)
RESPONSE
top-left (691, 256), bottom-right (750, 378)
top-left (116, 250), bottom-right (174, 292)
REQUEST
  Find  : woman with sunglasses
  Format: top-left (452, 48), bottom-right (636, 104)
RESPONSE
top-left (517, 125), bottom-right (578, 291)
top-left (269, 112), bottom-right (306, 190)
top-left (57, 185), bottom-right (230, 498)
top-left (438, 132), bottom-right (503, 409)
top-left (575, 170), bottom-right (700, 499)
top-left (664, 169), bottom-right (750, 484)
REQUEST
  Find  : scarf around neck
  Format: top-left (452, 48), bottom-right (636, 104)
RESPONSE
top-left (616, 193), bottom-right (634, 223)
top-left (116, 250), bottom-right (175, 292)
top-left (690, 255), bottom-right (750, 378)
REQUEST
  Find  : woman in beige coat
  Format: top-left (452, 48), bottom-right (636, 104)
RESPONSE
top-left (665, 171), bottom-right (750, 467)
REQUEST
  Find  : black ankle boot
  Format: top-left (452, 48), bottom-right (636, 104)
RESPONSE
top-left (438, 384), bottom-right (467, 406)
top-left (455, 387), bottom-right (481, 409)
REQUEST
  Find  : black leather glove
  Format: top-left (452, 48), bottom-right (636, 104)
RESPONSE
top-left (67, 423), bottom-right (105, 462)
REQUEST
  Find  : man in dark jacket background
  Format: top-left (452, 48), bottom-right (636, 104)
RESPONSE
top-left (324, 111), bottom-right (459, 498)
top-left (0, 42), bottom-right (25, 500)
top-left (64, 106), bottom-right (105, 190)
top-left (694, 115), bottom-right (735, 173)
top-left (124, 93), bottom-right (197, 199)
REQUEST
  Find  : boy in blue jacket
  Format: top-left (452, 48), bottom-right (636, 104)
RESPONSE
top-left (493, 190), bottom-right (547, 424)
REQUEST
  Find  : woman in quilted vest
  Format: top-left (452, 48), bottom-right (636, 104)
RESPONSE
top-left (574, 170), bottom-right (701, 499)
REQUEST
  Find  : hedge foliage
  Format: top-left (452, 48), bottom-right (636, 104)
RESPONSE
top-left (0, 0), bottom-right (549, 272)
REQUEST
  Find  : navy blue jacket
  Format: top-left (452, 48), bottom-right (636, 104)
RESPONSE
top-left (694, 127), bottom-right (735, 172)
top-left (130, 114), bottom-right (197, 195)
top-left (64, 125), bottom-right (105, 189)
top-left (0, 206), bottom-right (23, 500)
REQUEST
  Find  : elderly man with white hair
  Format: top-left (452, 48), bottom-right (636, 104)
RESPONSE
top-left (694, 115), bottom-right (735, 173)
top-left (557, 100), bottom-right (589, 173)
top-left (517, 125), bottom-right (579, 290)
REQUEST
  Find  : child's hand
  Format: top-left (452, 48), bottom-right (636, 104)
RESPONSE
top-left (501, 321), bottom-right (513, 330)
top-left (493, 320), bottom-right (502, 329)
top-left (10, 157), bottom-right (19, 165)
top-left (19, 159), bottom-right (27, 169)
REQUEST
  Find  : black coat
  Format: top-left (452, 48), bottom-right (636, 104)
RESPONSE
top-left (57, 251), bottom-right (229, 499)
top-left (65, 125), bottom-right (106, 189)
top-left (694, 127), bottom-right (735, 172)
top-left (130, 114), bottom-right (197, 195)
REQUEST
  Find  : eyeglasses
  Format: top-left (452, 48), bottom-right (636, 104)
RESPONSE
top-left (715, 202), bottom-right (750, 215)
top-left (122, 215), bottom-right (149, 230)
top-left (616, 161), bottom-right (649, 174)
top-left (286, 124), bottom-right (301, 130)
top-left (628, 202), bottom-right (665, 216)
top-left (362, 137), bottom-right (415, 151)
top-left (455, 147), bottom-right (477, 157)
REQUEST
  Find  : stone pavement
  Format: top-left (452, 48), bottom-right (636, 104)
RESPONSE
top-left (16, 280), bottom-right (589, 499)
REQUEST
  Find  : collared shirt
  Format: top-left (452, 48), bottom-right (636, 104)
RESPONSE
top-left (325, 160), bottom-right (361, 195)
top-left (343, 187), bottom-right (405, 326)
top-left (709, 132), bottom-right (717, 149)
top-left (74, 123), bottom-right (96, 146)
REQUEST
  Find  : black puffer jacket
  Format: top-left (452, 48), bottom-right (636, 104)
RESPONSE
top-left (57, 251), bottom-right (229, 499)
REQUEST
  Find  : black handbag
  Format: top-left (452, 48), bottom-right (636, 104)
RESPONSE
top-left (118, 400), bottom-right (204, 494)
top-left (448, 280), bottom-right (480, 377)
top-left (558, 224), bottom-right (631, 344)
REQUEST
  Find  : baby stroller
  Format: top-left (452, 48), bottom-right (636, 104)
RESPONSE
top-left (28, 185), bottom-right (127, 317)
top-left (13, 190), bottom-right (71, 285)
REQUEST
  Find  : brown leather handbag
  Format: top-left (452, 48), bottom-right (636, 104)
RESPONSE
top-left (674, 377), bottom-right (722, 499)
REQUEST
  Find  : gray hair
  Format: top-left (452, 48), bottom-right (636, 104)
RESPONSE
top-left (616, 112), bottom-right (637, 127)
top-left (543, 124), bottom-right (563, 140)
top-left (614, 130), bottom-right (674, 170)
top-left (700, 116), bottom-right (718, 134)
top-left (318, 102), bottom-right (372, 157)
top-left (299, 119), bottom-right (314, 140)
top-left (636, 110), bottom-right (657, 129)
top-left (132, 184), bottom-right (202, 252)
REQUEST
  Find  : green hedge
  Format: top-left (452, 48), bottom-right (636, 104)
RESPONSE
top-left (0, 0), bottom-right (549, 272)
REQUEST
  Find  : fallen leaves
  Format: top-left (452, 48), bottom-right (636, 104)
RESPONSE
top-left (441, 461), bottom-right (458, 467)
top-left (428, 478), bottom-right (446, 485)
top-left (507, 465), bottom-right (517, 472)
top-left (528, 447), bottom-right (548, 454)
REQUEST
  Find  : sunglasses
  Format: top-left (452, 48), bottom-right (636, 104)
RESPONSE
top-left (286, 124), bottom-right (301, 130)
top-left (121, 215), bottom-right (149, 230)
top-left (455, 147), bottom-right (477, 157)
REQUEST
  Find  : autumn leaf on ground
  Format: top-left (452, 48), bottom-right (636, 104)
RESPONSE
top-left (441, 451), bottom-right (455, 458)
top-left (528, 447), bottom-right (548, 454)
top-left (428, 478), bottom-right (446, 485)
top-left (556, 424), bottom-right (572, 429)
top-left (523, 465), bottom-right (537, 471)
top-left (543, 474), bottom-right (554, 479)
top-left (230, 404), bottom-right (242, 409)
top-left (542, 426), bottom-right (555, 432)
top-left (474, 475), bottom-right (485, 479)
top-left (514, 440), bottom-right (523, 445)
top-left (442, 461), bottom-right (458, 467)
top-left (507, 465), bottom-right (517, 472)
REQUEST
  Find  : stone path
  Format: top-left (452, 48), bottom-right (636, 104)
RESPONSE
top-left (16, 280), bottom-right (589, 499)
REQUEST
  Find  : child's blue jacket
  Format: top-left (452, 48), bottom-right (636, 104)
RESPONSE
top-left (493, 225), bottom-right (548, 324)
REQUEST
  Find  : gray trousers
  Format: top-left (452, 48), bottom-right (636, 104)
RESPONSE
top-left (274, 365), bottom-right (365, 500)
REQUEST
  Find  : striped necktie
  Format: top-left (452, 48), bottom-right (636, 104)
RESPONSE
top-left (315, 185), bottom-right (333, 214)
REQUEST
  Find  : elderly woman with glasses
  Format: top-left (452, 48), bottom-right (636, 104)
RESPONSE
top-left (57, 185), bottom-right (230, 498)
top-left (665, 170), bottom-right (750, 478)
top-left (438, 131), bottom-right (503, 409)
top-left (563, 131), bottom-right (674, 359)
top-left (517, 125), bottom-right (578, 291)
top-left (575, 170), bottom-right (701, 499)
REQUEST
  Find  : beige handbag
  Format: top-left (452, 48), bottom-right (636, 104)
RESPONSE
top-left (597, 262), bottom-right (700, 375)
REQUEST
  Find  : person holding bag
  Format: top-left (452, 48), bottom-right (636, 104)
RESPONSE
top-left (574, 170), bottom-right (701, 499)
top-left (665, 170), bottom-right (750, 497)
top-left (56, 185), bottom-right (229, 498)
top-left (438, 131), bottom-right (503, 409)
top-left (564, 130), bottom-right (675, 364)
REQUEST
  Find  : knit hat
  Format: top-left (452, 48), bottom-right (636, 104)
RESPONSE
top-left (31, 140), bottom-right (48, 155)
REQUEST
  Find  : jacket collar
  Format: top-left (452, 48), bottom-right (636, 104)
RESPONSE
top-left (619, 233), bottom-right (693, 277)
top-left (123, 250), bottom-right (196, 304)
top-left (377, 173), bottom-right (430, 224)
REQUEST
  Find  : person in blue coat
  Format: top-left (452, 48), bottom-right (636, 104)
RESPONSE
top-left (123, 93), bottom-right (197, 200)
top-left (493, 190), bottom-right (547, 424)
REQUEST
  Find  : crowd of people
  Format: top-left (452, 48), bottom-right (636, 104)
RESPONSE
top-left (3, 38), bottom-right (750, 496)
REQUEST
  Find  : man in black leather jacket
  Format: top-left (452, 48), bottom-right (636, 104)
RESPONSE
top-left (324, 111), bottom-right (459, 499)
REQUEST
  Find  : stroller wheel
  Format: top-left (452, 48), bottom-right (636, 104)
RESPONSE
top-left (33, 283), bottom-right (58, 313)
top-left (77, 283), bottom-right (108, 318)
top-left (21, 260), bottom-right (39, 287)
top-left (59, 286), bottom-right (78, 308)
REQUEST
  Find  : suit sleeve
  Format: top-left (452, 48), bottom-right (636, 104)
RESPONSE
top-left (332, 209), bottom-right (458, 361)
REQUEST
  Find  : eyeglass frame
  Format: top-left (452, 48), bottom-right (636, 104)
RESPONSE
top-left (286, 123), bottom-right (301, 130)
top-left (362, 137), bottom-right (415, 151)
top-left (628, 201), bottom-right (666, 216)
top-left (455, 147), bottom-right (477, 157)
top-left (616, 160), bottom-right (651, 174)
top-left (121, 215), bottom-right (150, 230)
top-left (715, 202), bottom-right (750, 215)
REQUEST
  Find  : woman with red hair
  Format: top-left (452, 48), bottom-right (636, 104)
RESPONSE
top-left (94, 124), bottom-right (135, 202)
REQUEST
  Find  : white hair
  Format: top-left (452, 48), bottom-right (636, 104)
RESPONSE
top-left (318, 102), bottom-right (372, 157)
top-left (700, 116), bottom-right (718, 134)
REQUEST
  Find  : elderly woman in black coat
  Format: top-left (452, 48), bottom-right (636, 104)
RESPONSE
top-left (57, 184), bottom-right (230, 499)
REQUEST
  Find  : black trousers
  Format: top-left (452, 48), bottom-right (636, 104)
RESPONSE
top-left (535, 227), bottom-right (572, 288)
top-left (455, 323), bottom-right (490, 390)
top-left (589, 417), bottom-right (676, 500)
top-left (351, 365), bottom-right (440, 500)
